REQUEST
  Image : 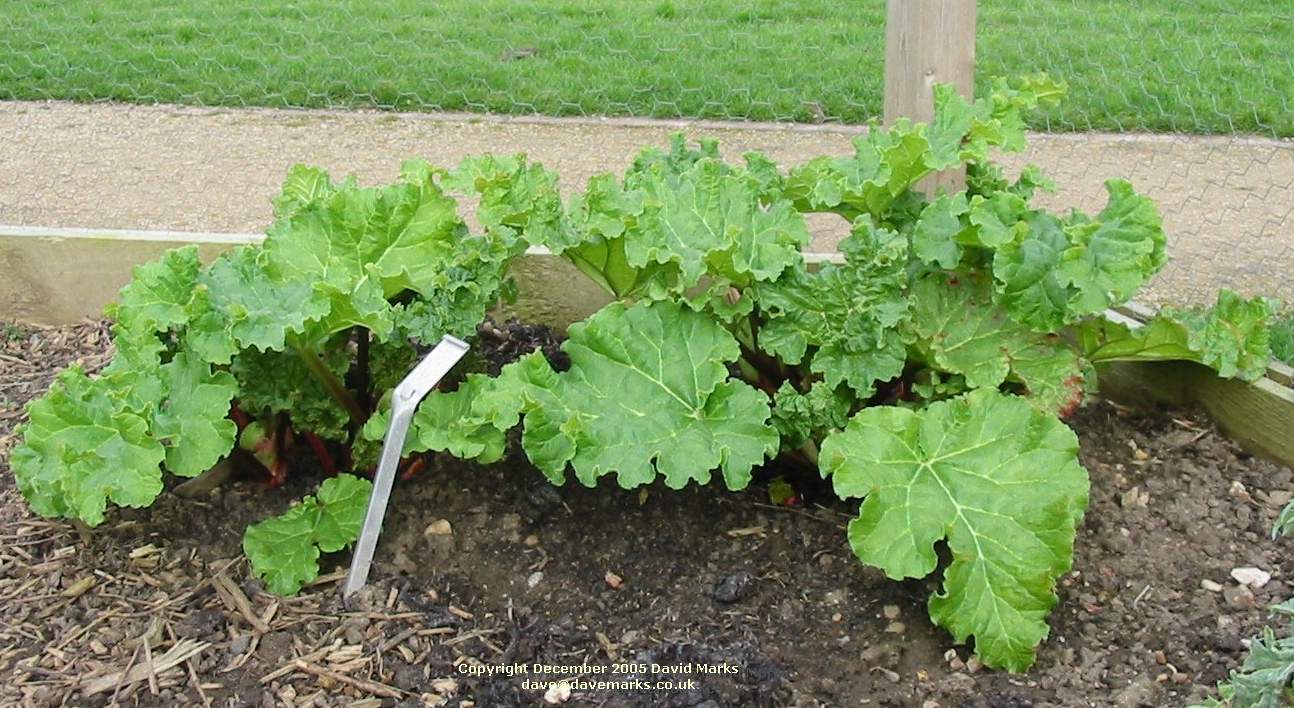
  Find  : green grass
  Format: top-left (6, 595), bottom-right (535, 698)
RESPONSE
top-left (2, 0), bottom-right (1291, 135)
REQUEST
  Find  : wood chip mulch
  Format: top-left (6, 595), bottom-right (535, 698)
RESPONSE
top-left (0, 321), bottom-right (497, 707)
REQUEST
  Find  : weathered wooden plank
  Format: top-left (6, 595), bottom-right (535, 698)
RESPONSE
top-left (0, 226), bottom-right (610, 330)
top-left (884, 0), bottom-right (977, 194)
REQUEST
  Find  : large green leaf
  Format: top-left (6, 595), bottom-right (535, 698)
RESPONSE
top-left (444, 154), bottom-right (563, 247)
top-left (991, 180), bottom-right (1165, 330)
top-left (262, 161), bottom-right (512, 342)
top-left (907, 271), bottom-right (1086, 414)
top-left (991, 211), bottom-right (1074, 332)
top-left (12, 368), bottom-right (165, 526)
top-left (820, 389), bottom-right (1088, 672)
top-left (244, 474), bottom-right (372, 595)
top-left (517, 301), bottom-right (778, 490)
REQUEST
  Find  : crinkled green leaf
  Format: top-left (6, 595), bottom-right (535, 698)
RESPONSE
top-left (770, 382), bottom-right (854, 450)
top-left (627, 156), bottom-right (808, 289)
top-left (263, 161), bottom-right (510, 342)
top-left (244, 474), bottom-right (372, 595)
top-left (231, 345), bottom-right (351, 441)
top-left (907, 271), bottom-right (1086, 413)
top-left (785, 127), bottom-right (932, 218)
top-left (410, 375), bottom-right (511, 463)
top-left (312, 474), bottom-right (371, 553)
top-left (152, 353), bottom-right (238, 477)
top-left (911, 193), bottom-right (969, 268)
top-left (756, 219), bottom-right (909, 397)
top-left (108, 246), bottom-right (202, 335)
top-left (1271, 307), bottom-right (1293, 366)
top-left (190, 247), bottom-right (327, 359)
top-left (968, 192), bottom-right (1029, 248)
top-left (243, 502), bottom-right (320, 596)
top-left (1083, 290), bottom-right (1274, 380)
top-left (444, 154), bottom-right (563, 247)
top-left (992, 211), bottom-right (1074, 332)
top-left (272, 164), bottom-right (339, 220)
top-left (1056, 180), bottom-right (1166, 315)
top-left (12, 368), bottom-right (165, 526)
top-left (820, 389), bottom-right (1088, 672)
top-left (518, 301), bottom-right (777, 490)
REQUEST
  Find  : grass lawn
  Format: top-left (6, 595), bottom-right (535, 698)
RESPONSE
top-left (2, 0), bottom-right (1291, 136)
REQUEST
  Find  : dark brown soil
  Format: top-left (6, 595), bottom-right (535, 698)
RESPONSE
top-left (2, 319), bottom-right (1293, 708)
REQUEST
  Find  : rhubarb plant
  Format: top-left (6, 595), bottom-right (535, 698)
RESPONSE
top-left (363, 76), bottom-right (1283, 671)
top-left (12, 160), bottom-right (520, 526)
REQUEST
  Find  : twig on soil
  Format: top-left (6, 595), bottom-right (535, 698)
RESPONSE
top-left (165, 622), bottom-right (211, 707)
top-left (292, 660), bottom-right (403, 698)
top-left (213, 573), bottom-right (270, 633)
top-left (109, 643), bottom-right (142, 706)
top-left (259, 646), bottom-right (331, 684)
top-left (142, 636), bottom-right (159, 695)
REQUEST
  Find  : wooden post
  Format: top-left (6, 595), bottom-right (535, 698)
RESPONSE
top-left (884, 0), bottom-right (977, 194)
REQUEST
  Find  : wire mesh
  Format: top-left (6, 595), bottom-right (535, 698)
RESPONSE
top-left (0, 0), bottom-right (1291, 303)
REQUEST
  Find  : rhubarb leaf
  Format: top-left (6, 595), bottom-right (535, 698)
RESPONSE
top-left (517, 301), bottom-right (777, 489)
top-left (263, 161), bottom-right (510, 341)
top-left (444, 154), bottom-right (563, 247)
top-left (820, 389), bottom-right (1088, 671)
top-left (244, 474), bottom-right (372, 595)
top-left (911, 193), bottom-right (969, 269)
top-left (108, 245), bottom-right (202, 335)
top-left (770, 382), bottom-right (854, 450)
top-left (12, 368), bottom-right (165, 526)
top-left (190, 247), bottom-right (327, 358)
top-left (907, 271), bottom-right (1086, 413)
top-left (151, 353), bottom-right (238, 477)
top-left (1083, 290), bottom-right (1275, 380)
top-left (1056, 180), bottom-right (1167, 315)
top-left (756, 219), bottom-right (909, 397)
top-left (627, 156), bottom-right (808, 289)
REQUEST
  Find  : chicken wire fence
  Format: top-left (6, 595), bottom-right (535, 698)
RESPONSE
top-left (1, 0), bottom-right (1291, 304)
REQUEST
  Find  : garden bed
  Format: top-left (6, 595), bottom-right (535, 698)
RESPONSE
top-left (2, 320), bottom-right (1292, 707)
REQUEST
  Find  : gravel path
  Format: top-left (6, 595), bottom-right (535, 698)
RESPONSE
top-left (2, 101), bottom-right (1291, 304)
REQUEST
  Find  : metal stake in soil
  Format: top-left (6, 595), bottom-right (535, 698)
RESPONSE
top-left (344, 335), bottom-right (470, 597)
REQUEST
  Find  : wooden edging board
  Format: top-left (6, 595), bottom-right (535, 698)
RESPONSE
top-left (3, 224), bottom-right (1292, 468)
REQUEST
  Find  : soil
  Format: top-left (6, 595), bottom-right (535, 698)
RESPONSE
top-left (2, 319), bottom-right (1293, 708)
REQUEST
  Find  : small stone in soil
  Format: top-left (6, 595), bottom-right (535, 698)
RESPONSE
top-left (527, 572), bottom-right (544, 589)
top-left (884, 621), bottom-right (905, 634)
top-left (424, 519), bottom-right (452, 536)
top-left (1200, 579), bottom-right (1224, 592)
top-left (711, 571), bottom-right (754, 603)
top-left (1224, 584), bottom-right (1257, 609)
top-left (604, 571), bottom-right (623, 589)
top-left (1230, 566), bottom-right (1271, 588)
